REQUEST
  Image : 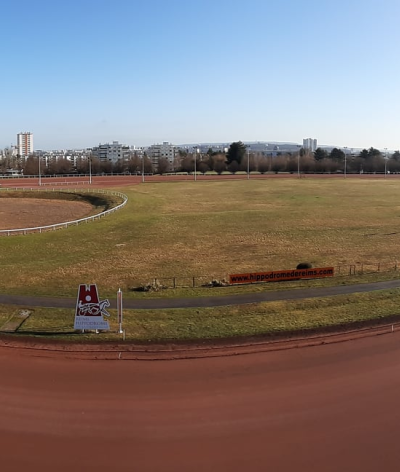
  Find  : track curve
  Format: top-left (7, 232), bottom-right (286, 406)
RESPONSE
top-left (2, 332), bottom-right (400, 471)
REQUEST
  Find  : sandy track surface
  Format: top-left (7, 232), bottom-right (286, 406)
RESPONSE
top-left (4, 172), bottom-right (400, 191)
top-left (0, 197), bottom-right (93, 229)
top-left (2, 331), bottom-right (400, 471)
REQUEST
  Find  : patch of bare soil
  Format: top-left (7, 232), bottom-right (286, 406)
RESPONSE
top-left (0, 198), bottom-right (93, 229)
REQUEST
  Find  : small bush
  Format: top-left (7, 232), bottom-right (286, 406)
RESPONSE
top-left (202, 279), bottom-right (229, 288)
top-left (296, 262), bottom-right (313, 269)
top-left (130, 280), bottom-right (165, 292)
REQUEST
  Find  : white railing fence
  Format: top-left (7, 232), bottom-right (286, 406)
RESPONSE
top-left (0, 188), bottom-right (128, 236)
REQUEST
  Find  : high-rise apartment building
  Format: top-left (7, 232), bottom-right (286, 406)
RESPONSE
top-left (303, 138), bottom-right (317, 152)
top-left (17, 132), bottom-right (34, 157)
top-left (146, 142), bottom-right (176, 170)
top-left (91, 141), bottom-right (131, 163)
top-left (302, 138), bottom-right (317, 152)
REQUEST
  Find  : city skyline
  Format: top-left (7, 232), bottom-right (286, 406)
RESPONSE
top-left (3, 132), bottom-right (397, 154)
top-left (2, 0), bottom-right (400, 151)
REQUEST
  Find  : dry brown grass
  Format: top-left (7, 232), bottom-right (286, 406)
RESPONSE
top-left (1, 179), bottom-right (400, 297)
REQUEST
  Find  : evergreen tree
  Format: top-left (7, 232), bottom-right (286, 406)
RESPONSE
top-left (226, 141), bottom-right (246, 165)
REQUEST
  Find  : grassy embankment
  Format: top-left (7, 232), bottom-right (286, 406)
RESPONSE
top-left (1, 179), bottom-right (400, 340)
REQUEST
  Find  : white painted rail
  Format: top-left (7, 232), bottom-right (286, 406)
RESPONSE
top-left (0, 188), bottom-right (128, 236)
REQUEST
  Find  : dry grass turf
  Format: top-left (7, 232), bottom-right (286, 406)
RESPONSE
top-left (1, 178), bottom-right (400, 299)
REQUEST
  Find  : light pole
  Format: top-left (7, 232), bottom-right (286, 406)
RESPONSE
top-left (384, 148), bottom-right (388, 178)
top-left (38, 155), bottom-right (41, 186)
top-left (297, 152), bottom-right (300, 178)
top-left (194, 147), bottom-right (197, 182)
top-left (247, 148), bottom-right (250, 180)
top-left (89, 157), bottom-right (92, 184)
top-left (142, 155), bottom-right (145, 183)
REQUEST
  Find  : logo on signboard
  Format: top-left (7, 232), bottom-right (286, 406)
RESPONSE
top-left (74, 284), bottom-right (110, 331)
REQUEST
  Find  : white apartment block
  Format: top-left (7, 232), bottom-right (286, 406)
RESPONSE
top-left (17, 132), bottom-right (34, 157)
top-left (91, 141), bottom-right (131, 163)
top-left (303, 138), bottom-right (317, 152)
top-left (146, 142), bottom-right (176, 170)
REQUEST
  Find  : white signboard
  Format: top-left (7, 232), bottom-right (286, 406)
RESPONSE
top-left (74, 284), bottom-right (110, 331)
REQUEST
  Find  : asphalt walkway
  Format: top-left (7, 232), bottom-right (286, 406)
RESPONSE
top-left (1, 279), bottom-right (399, 310)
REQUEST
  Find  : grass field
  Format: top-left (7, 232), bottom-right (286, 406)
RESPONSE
top-left (1, 178), bottom-right (400, 298)
top-left (12, 288), bottom-right (400, 342)
top-left (0, 179), bottom-right (400, 296)
top-left (2, 177), bottom-right (400, 340)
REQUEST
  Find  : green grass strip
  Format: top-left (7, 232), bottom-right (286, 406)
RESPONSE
top-left (10, 288), bottom-right (400, 343)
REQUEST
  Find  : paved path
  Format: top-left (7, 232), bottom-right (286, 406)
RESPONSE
top-left (1, 279), bottom-right (399, 309)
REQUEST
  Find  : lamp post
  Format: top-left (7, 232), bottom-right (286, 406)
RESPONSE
top-left (38, 155), bottom-right (41, 186)
top-left (384, 148), bottom-right (388, 178)
top-left (194, 147), bottom-right (197, 182)
top-left (297, 152), bottom-right (300, 178)
top-left (89, 156), bottom-right (92, 184)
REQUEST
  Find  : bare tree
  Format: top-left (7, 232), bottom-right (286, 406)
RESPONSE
top-left (22, 155), bottom-right (39, 175)
top-left (113, 159), bottom-right (125, 174)
top-left (212, 155), bottom-right (227, 174)
top-left (257, 157), bottom-right (269, 174)
top-left (157, 158), bottom-right (170, 175)
top-left (126, 154), bottom-right (141, 174)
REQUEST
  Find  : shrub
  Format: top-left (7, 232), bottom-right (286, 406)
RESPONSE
top-left (296, 262), bottom-right (313, 269)
top-left (202, 279), bottom-right (229, 288)
top-left (129, 280), bottom-right (165, 292)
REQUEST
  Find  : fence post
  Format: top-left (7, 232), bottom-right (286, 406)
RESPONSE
top-left (173, 277), bottom-right (176, 289)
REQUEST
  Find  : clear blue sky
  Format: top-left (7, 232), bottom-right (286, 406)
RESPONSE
top-left (2, 0), bottom-right (400, 150)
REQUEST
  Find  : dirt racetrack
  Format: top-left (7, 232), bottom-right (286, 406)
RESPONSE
top-left (2, 331), bottom-right (400, 472)
top-left (0, 198), bottom-right (93, 229)
top-left (3, 171), bottom-right (400, 193)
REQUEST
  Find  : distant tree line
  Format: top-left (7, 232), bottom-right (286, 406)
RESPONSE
top-left (7, 153), bottom-right (154, 176)
top-left (1, 143), bottom-right (399, 176)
